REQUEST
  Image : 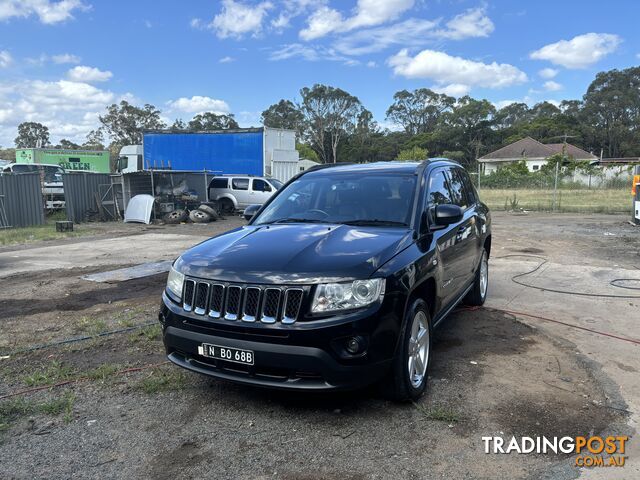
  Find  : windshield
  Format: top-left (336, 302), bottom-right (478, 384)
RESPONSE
top-left (269, 178), bottom-right (284, 190)
top-left (254, 172), bottom-right (416, 226)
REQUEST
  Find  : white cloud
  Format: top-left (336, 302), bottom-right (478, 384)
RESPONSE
top-left (538, 67), bottom-right (558, 79)
top-left (210, 0), bottom-right (273, 39)
top-left (0, 0), bottom-right (88, 24)
top-left (0, 78), bottom-right (123, 145)
top-left (438, 7), bottom-right (494, 40)
top-left (543, 80), bottom-right (562, 91)
top-left (334, 18), bottom-right (438, 55)
top-left (493, 99), bottom-right (519, 110)
top-left (167, 96), bottom-right (230, 114)
top-left (67, 66), bottom-right (113, 83)
top-left (530, 33), bottom-right (621, 69)
top-left (388, 49), bottom-right (528, 92)
top-left (269, 43), bottom-right (353, 64)
top-left (52, 53), bottom-right (81, 64)
top-left (366, 60), bottom-right (376, 68)
top-left (431, 83), bottom-right (470, 97)
top-left (300, 0), bottom-right (414, 40)
top-left (0, 50), bottom-right (13, 68)
top-left (219, 56), bottom-right (235, 63)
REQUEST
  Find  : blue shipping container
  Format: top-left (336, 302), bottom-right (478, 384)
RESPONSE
top-left (143, 130), bottom-right (264, 175)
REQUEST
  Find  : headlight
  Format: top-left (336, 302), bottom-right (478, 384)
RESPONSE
top-left (311, 279), bottom-right (385, 313)
top-left (166, 266), bottom-right (185, 301)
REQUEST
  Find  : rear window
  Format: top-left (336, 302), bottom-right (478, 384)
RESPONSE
top-left (210, 178), bottom-right (228, 189)
top-left (232, 178), bottom-right (249, 190)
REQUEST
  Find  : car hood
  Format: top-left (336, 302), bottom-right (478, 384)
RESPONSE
top-left (176, 224), bottom-right (414, 284)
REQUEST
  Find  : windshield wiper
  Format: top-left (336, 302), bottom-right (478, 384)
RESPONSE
top-left (340, 219), bottom-right (408, 227)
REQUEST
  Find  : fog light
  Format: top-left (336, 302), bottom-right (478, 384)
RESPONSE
top-left (346, 336), bottom-right (364, 354)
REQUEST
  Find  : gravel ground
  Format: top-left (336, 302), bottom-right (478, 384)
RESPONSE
top-left (0, 213), bottom-right (636, 479)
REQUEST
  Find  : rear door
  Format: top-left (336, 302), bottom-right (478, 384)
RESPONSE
top-left (446, 167), bottom-right (480, 291)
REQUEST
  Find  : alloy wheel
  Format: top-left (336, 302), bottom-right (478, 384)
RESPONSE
top-left (407, 311), bottom-right (430, 388)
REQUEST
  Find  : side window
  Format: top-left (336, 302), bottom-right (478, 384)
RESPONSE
top-left (457, 168), bottom-right (477, 205)
top-left (447, 168), bottom-right (469, 209)
top-left (232, 178), bottom-right (249, 190)
top-left (211, 178), bottom-right (228, 189)
top-left (427, 170), bottom-right (453, 207)
top-left (252, 179), bottom-right (271, 192)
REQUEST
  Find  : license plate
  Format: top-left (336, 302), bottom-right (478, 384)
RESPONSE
top-left (198, 343), bottom-right (254, 365)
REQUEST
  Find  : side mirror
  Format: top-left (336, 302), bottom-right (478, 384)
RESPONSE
top-left (434, 204), bottom-right (463, 226)
top-left (243, 204), bottom-right (261, 221)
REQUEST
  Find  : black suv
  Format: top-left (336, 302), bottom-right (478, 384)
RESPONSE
top-left (160, 159), bottom-right (491, 400)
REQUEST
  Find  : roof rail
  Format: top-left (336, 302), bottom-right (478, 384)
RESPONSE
top-left (304, 162), bottom-right (355, 173)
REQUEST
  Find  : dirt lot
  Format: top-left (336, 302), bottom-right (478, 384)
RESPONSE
top-left (0, 213), bottom-right (638, 479)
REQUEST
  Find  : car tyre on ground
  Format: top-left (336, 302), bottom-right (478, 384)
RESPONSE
top-left (163, 209), bottom-right (188, 224)
top-left (197, 204), bottom-right (219, 220)
top-left (385, 298), bottom-right (432, 402)
top-left (189, 209), bottom-right (212, 223)
top-left (464, 248), bottom-right (489, 306)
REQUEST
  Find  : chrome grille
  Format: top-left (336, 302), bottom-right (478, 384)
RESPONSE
top-left (225, 286), bottom-right (242, 320)
top-left (181, 279), bottom-right (305, 324)
top-left (194, 282), bottom-right (209, 315)
top-left (242, 287), bottom-right (261, 322)
top-left (183, 280), bottom-right (196, 312)
top-left (261, 288), bottom-right (281, 324)
top-left (208, 284), bottom-right (224, 318)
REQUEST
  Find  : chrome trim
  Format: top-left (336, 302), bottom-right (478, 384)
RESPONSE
top-left (208, 283), bottom-right (225, 318)
top-left (242, 286), bottom-right (261, 322)
top-left (282, 288), bottom-right (303, 325)
top-left (183, 279), bottom-right (196, 312)
top-left (260, 288), bottom-right (281, 324)
top-left (193, 282), bottom-right (209, 316)
top-left (224, 285), bottom-right (242, 321)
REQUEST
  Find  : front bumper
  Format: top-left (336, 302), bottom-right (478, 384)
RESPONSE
top-left (161, 291), bottom-right (403, 391)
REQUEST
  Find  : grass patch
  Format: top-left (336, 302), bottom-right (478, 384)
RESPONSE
top-left (478, 188), bottom-right (632, 214)
top-left (414, 403), bottom-right (460, 423)
top-left (73, 316), bottom-right (108, 336)
top-left (0, 391), bottom-right (75, 432)
top-left (134, 367), bottom-right (188, 394)
top-left (85, 363), bottom-right (125, 382)
top-left (22, 361), bottom-right (76, 387)
top-left (115, 307), bottom-right (148, 328)
top-left (0, 212), bottom-right (99, 246)
top-left (128, 324), bottom-right (161, 344)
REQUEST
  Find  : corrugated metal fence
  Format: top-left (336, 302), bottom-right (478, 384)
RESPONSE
top-left (63, 172), bottom-right (117, 223)
top-left (0, 172), bottom-right (45, 227)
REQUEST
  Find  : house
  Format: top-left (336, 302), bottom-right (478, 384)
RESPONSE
top-left (478, 137), bottom-right (597, 174)
top-left (298, 158), bottom-right (319, 172)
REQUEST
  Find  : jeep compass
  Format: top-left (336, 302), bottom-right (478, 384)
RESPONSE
top-left (160, 159), bottom-right (491, 400)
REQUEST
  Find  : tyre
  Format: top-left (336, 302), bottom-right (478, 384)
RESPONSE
top-left (197, 204), bottom-right (219, 220)
top-left (163, 209), bottom-right (188, 224)
top-left (464, 248), bottom-right (489, 306)
top-left (219, 198), bottom-right (235, 215)
top-left (189, 209), bottom-right (212, 223)
top-left (385, 298), bottom-right (432, 402)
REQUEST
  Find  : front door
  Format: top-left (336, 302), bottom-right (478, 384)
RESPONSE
top-left (251, 178), bottom-right (273, 205)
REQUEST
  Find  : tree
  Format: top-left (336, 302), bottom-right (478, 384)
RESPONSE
top-left (98, 100), bottom-right (166, 146)
top-left (83, 129), bottom-right (105, 150)
top-left (187, 112), bottom-right (239, 131)
top-left (493, 103), bottom-right (530, 130)
top-left (55, 139), bottom-right (81, 150)
top-left (296, 143), bottom-right (319, 162)
top-left (396, 146), bottom-right (428, 161)
top-left (581, 66), bottom-right (640, 157)
top-left (14, 122), bottom-right (50, 148)
top-left (170, 119), bottom-right (187, 130)
top-left (386, 88), bottom-right (455, 134)
top-left (261, 100), bottom-right (304, 134)
top-left (299, 84), bottom-right (364, 163)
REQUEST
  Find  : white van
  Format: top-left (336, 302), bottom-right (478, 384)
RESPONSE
top-left (208, 175), bottom-right (283, 213)
top-left (2, 163), bottom-right (66, 209)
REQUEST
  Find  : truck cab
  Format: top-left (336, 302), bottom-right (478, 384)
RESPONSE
top-left (117, 145), bottom-right (144, 173)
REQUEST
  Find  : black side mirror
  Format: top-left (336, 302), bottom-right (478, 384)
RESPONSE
top-left (433, 204), bottom-right (463, 226)
top-left (243, 204), bottom-right (261, 221)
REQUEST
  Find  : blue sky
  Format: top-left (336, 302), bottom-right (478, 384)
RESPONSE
top-left (0, 0), bottom-right (638, 147)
